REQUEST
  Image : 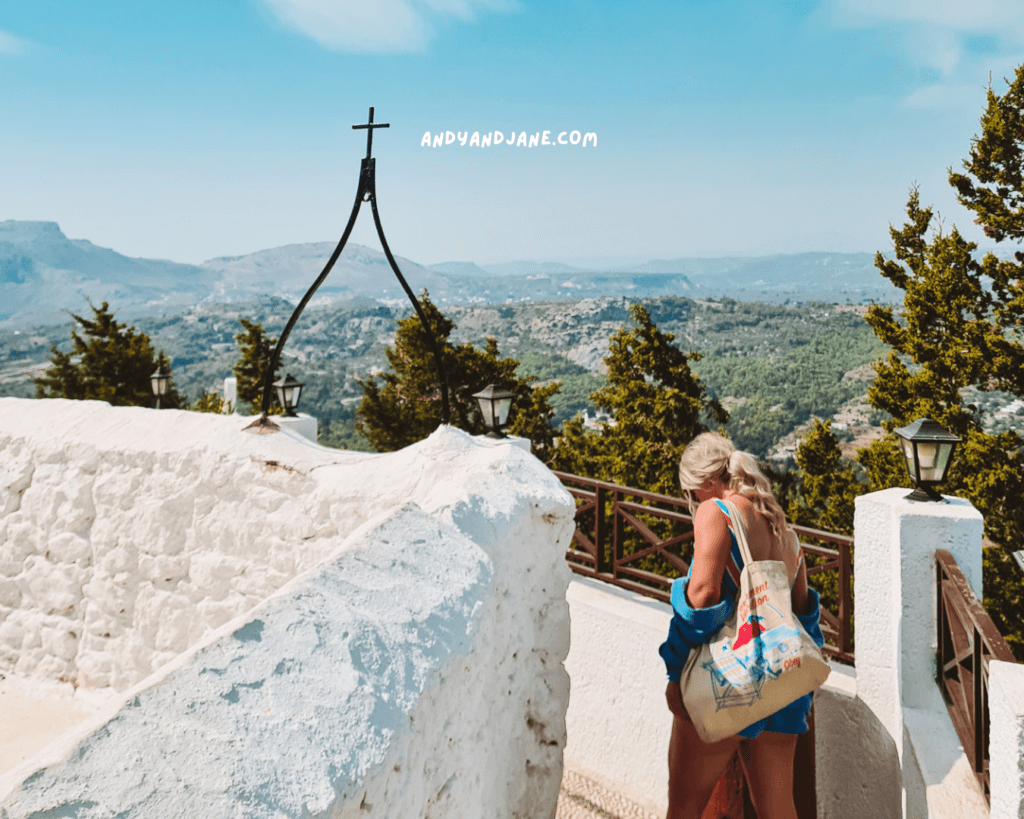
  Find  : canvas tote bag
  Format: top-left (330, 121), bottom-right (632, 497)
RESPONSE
top-left (679, 498), bottom-right (830, 743)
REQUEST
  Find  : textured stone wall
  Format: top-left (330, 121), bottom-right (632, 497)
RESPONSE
top-left (0, 397), bottom-right (575, 818)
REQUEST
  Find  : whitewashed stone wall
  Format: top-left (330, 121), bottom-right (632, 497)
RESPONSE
top-left (0, 397), bottom-right (575, 818)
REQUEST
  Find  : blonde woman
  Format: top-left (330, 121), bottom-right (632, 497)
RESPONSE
top-left (658, 432), bottom-right (824, 819)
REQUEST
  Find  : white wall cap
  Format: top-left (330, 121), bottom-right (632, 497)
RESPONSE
top-left (821, 660), bottom-right (857, 699)
top-left (473, 433), bottom-right (531, 453)
top-left (274, 413), bottom-right (317, 443)
top-left (566, 575), bottom-right (671, 632)
top-left (855, 486), bottom-right (982, 522)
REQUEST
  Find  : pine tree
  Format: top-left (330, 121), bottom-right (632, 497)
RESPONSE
top-left (357, 293), bottom-right (560, 454)
top-left (787, 419), bottom-right (865, 537)
top-left (548, 303), bottom-right (728, 495)
top-left (846, 65), bottom-right (1024, 658)
top-left (34, 302), bottom-right (183, 408)
top-left (233, 318), bottom-right (282, 413)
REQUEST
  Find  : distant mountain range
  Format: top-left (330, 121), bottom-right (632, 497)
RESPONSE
top-left (1, 219), bottom-right (908, 326)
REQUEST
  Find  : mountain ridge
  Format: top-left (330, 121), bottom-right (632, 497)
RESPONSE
top-left (0, 220), bottom-right (902, 326)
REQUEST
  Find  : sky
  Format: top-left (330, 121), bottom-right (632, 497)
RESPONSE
top-left (2, 0), bottom-right (1024, 267)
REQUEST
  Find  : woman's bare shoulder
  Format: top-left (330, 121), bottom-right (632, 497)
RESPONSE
top-left (693, 499), bottom-right (730, 541)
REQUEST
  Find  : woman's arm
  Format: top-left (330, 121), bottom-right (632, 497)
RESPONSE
top-left (685, 500), bottom-right (732, 609)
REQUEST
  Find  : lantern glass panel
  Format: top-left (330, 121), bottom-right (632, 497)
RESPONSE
top-left (495, 396), bottom-right (512, 427)
top-left (920, 441), bottom-right (954, 483)
top-left (151, 374), bottom-right (168, 395)
top-left (899, 436), bottom-right (916, 476)
top-left (276, 383), bottom-right (300, 411)
top-left (916, 441), bottom-right (937, 471)
top-left (474, 395), bottom-right (493, 427)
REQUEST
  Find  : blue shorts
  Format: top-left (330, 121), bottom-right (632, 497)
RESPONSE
top-left (736, 692), bottom-right (814, 738)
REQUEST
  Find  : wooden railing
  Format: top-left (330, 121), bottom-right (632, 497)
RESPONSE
top-left (936, 549), bottom-right (1017, 804)
top-left (554, 472), bottom-right (855, 665)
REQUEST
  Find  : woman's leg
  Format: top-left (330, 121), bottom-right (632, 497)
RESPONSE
top-left (737, 731), bottom-right (799, 819)
top-left (667, 715), bottom-right (742, 819)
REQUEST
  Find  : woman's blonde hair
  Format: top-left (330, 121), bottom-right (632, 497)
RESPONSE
top-left (678, 432), bottom-right (789, 540)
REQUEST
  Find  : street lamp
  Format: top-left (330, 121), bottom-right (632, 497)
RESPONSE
top-left (473, 384), bottom-right (515, 438)
top-left (151, 363), bottom-right (170, 409)
top-left (893, 417), bottom-right (961, 502)
top-left (273, 373), bottom-right (304, 417)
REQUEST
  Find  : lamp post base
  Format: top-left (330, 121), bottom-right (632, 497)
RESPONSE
top-left (905, 486), bottom-right (944, 503)
top-left (243, 415), bottom-right (280, 435)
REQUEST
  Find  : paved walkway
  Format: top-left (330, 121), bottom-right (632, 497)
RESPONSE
top-left (556, 768), bottom-right (661, 819)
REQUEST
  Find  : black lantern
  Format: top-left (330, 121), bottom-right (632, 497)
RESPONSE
top-left (472, 384), bottom-right (515, 439)
top-left (273, 374), bottom-right (304, 417)
top-left (893, 417), bottom-right (961, 502)
top-left (151, 363), bottom-right (170, 409)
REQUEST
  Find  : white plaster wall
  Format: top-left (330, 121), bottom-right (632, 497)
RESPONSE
top-left (562, 576), bottom-right (673, 817)
top-left (0, 504), bottom-right (544, 817)
top-left (0, 397), bottom-right (576, 818)
top-left (990, 660), bottom-right (1024, 819)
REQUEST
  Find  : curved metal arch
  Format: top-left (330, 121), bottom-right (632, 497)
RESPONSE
top-left (249, 108), bottom-right (451, 430)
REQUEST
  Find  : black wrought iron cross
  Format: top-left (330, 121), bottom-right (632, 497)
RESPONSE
top-left (352, 106), bottom-right (389, 159)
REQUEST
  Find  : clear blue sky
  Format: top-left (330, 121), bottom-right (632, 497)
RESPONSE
top-left (2, 1), bottom-right (1023, 266)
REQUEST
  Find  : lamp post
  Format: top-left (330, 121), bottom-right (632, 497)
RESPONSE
top-left (473, 384), bottom-right (515, 438)
top-left (151, 363), bottom-right (170, 409)
top-left (273, 374), bottom-right (304, 417)
top-left (246, 106), bottom-right (450, 434)
top-left (893, 417), bottom-right (961, 502)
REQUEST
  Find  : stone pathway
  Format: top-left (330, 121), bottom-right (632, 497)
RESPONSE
top-left (556, 769), bottom-right (661, 819)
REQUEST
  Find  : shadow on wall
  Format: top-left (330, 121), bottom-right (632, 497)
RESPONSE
top-left (815, 685), bottom-right (901, 818)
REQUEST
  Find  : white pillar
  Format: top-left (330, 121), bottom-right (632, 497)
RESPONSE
top-left (990, 659), bottom-right (1024, 819)
top-left (223, 377), bottom-right (239, 415)
top-left (853, 487), bottom-right (985, 818)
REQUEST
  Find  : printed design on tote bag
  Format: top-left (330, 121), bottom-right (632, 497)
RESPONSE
top-left (703, 616), bottom-right (805, 711)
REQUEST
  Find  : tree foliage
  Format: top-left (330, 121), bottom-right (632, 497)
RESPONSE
top-left (34, 302), bottom-right (184, 408)
top-left (357, 293), bottom-right (560, 454)
top-left (548, 304), bottom-right (728, 495)
top-left (804, 65), bottom-right (1024, 658)
top-left (187, 389), bottom-right (227, 413)
top-left (233, 318), bottom-right (282, 414)
top-left (787, 419), bottom-right (865, 537)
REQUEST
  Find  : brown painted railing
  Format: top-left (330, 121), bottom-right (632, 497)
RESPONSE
top-left (554, 471), bottom-right (854, 665)
top-left (936, 548), bottom-right (1017, 804)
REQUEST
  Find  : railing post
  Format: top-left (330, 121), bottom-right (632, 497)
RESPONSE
top-left (612, 489), bottom-right (624, 582)
top-left (594, 485), bottom-right (609, 575)
top-left (839, 541), bottom-right (852, 656)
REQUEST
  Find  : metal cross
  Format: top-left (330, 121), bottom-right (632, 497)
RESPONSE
top-left (352, 106), bottom-right (389, 159)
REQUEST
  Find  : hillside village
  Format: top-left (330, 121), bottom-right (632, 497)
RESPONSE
top-left (5, 290), bottom-right (1024, 462)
